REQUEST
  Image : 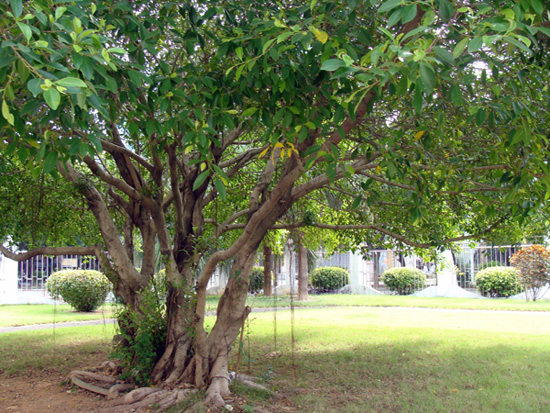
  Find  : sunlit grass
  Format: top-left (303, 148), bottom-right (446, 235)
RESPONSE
top-left (243, 293), bottom-right (550, 312)
top-left (232, 307), bottom-right (550, 412)
top-left (3, 294), bottom-right (550, 328)
top-left (0, 303), bottom-right (116, 327)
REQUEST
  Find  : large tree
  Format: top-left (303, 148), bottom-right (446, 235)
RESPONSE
top-left (1, 0), bottom-right (549, 406)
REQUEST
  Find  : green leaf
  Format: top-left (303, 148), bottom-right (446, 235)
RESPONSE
top-left (2, 100), bottom-right (15, 126)
top-left (55, 77), bottom-right (87, 88)
top-left (43, 151), bottom-right (58, 174)
top-left (505, 36), bottom-right (532, 54)
top-left (402, 4), bottom-right (417, 24)
top-left (320, 59), bottom-right (346, 71)
top-left (242, 107), bottom-right (258, 117)
top-left (438, 0), bottom-right (454, 22)
top-left (43, 88), bottom-right (61, 110)
top-left (475, 108), bottom-right (486, 126)
top-left (214, 178), bottom-right (226, 200)
top-left (378, 0), bottom-right (402, 13)
top-left (413, 86), bottom-right (423, 115)
top-left (468, 37), bottom-right (484, 53)
top-left (450, 84), bottom-right (464, 105)
top-left (351, 195), bottom-right (362, 209)
top-left (433, 46), bottom-right (455, 66)
top-left (419, 63), bottom-right (436, 93)
top-left (10, 0), bottom-right (23, 18)
top-left (27, 78), bottom-right (43, 96)
top-left (106, 47), bottom-right (127, 54)
top-left (193, 169), bottom-right (211, 190)
top-left (17, 22), bottom-right (32, 42)
top-left (453, 37), bottom-right (469, 58)
top-left (262, 38), bottom-right (276, 54)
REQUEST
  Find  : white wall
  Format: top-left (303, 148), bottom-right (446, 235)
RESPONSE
top-left (0, 254), bottom-right (57, 305)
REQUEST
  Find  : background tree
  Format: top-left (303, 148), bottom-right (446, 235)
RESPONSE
top-left (1, 0), bottom-right (550, 407)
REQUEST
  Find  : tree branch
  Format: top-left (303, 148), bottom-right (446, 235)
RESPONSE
top-left (100, 139), bottom-right (154, 173)
top-left (83, 156), bottom-right (143, 201)
top-left (0, 245), bottom-right (101, 262)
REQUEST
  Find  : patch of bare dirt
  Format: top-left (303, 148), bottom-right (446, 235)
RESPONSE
top-left (0, 370), bottom-right (107, 413)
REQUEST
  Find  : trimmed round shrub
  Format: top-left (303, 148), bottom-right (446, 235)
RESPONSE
top-left (474, 266), bottom-right (520, 298)
top-left (381, 267), bottom-right (426, 295)
top-left (46, 269), bottom-right (111, 312)
top-left (249, 266), bottom-right (265, 293)
top-left (310, 267), bottom-right (349, 292)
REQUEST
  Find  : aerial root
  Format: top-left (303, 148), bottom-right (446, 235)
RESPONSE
top-left (67, 369), bottom-right (195, 412)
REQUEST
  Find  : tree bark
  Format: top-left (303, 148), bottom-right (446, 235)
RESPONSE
top-left (263, 245), bottom-right (272, 296)
top-left (297, 233), bottom-right (308, 301)
top-left (373, 251), bottom-right (381, 289)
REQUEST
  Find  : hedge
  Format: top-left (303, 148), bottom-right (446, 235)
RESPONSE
top-left (310, 267), bottom-right (349, 292)
top-left (474, 266), bottom-right (520, 298)
top-left (381, 267), bottom-right (426, 295)
top-left (46, 269), bottom-right (111, 312)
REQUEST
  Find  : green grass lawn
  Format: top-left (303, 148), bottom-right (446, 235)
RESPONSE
top-left (0, 322), bottom-right (116, 375)
top-left (2, 306), bottom-right (550, 412)
top-left (0, 303), bottom-right (116, 327)
top-left (2, 294), bottom-right (550, 327)
top-left (234, 307), bottom-right (550, 412)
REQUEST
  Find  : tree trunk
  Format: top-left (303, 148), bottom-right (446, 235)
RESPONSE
top-left (263, 245), bottom-right (272, 296)
top-left (297, 233), bottom-right (308, 300)
top-left (373, 251), bottom-right (381, 288)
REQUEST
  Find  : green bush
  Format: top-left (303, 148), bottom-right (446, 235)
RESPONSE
top-left (113, 286), bottom-right (167, 386)
top-left (249, 266), bottom-right (265, 293)
top-left (381, 267), bottom-right (426, 295)
top-left (310, 267), bottom-right (349, 292)
top-left (46, 269), bottom-right (111, 312)
top-left (474, 266), bottom-right (520, 298)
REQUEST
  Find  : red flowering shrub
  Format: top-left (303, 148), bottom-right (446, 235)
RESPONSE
top-left (510, 245), bottom-right (550, 301)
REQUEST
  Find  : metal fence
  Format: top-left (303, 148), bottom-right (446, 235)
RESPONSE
top-left (18, 255), bottom-right (101, 290)
top-left (454, 243), bottom-right (537, 288)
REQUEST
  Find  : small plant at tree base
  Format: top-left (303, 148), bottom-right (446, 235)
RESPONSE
top-left (46, 270), bottom-right (110, 312)
top-left (249, 266), bottom-right (266, 293)
top-left (381, 267), bottom-right (426, 295)
top-left (112, 285), bottom-right (168, 386)
top-left (511, 245), bottom-right (550, 301)
top-left (310, 267), bottom-right (349, 292)
top-left (475, 266), bottom-right (520, 298)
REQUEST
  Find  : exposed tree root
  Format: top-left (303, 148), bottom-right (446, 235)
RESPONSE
top-left (68, 369), bottom-right (196, 412)
top-left (234, 374), bottom-right (278, 397)
top-left (68, 367), bottom-right (277, 412)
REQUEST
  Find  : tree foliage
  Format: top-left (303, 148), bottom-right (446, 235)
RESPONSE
top-left (1, 0), bottom-right (550, 406)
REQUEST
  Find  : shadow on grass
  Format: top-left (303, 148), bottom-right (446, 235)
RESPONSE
top-left (238, 318), bottom-right (550, 412)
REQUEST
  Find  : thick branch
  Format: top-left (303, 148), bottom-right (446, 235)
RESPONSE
top-left (100, 139), bottom-right (154, 173)
top-left (83, 156), bottom-right (142, 201)
top-left (0, 245), bottom-right (100, 261)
